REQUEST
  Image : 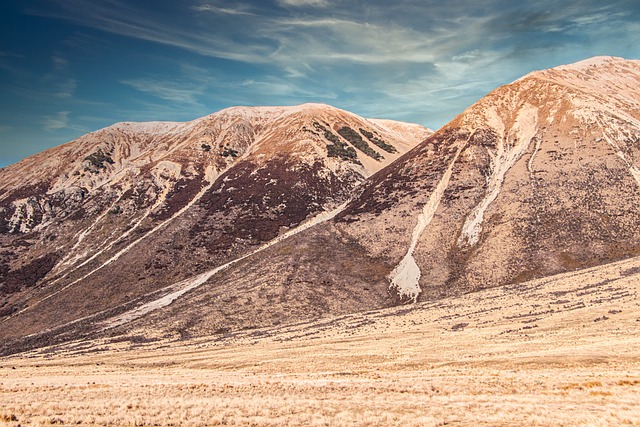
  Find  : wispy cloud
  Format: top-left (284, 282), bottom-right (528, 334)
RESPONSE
top-left (192, 2), bottom-right (256, 16)
top-left (0, 51), bottom-right (25, 59)
top-left (43, 111), bottom-right (71, 131)
top-left (55, 78), bottom-right (77, 98)
top-left (29, 0), bottom-right (272, 63)
top-left (120, 78), bottom-right (204, 105)
top-left (267, 17), bottom-right (439, 65)
top-left (235, 77), bottom-right (337, 100)
top-left (52, 55), bottom-right (69, 71)
top-left (277, 0), bottom-right (329, 7)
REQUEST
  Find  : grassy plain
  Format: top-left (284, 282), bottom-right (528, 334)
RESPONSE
top-left (1, 256), bottom-right (639, 426)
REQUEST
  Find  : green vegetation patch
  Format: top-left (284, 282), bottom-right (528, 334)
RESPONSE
top-left (337, 127), bottom-right (383, 161)
top-left (359, 128), bottom-right (397, 153)
top-left (313, 122), bottom-right (361, 164)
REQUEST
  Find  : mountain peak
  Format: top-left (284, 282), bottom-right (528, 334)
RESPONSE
top-left (105, 120), bottom-right (188, 136)
top-left (516, 55), bottom-right (640, 86)
top-left (364, 54), bottom-right (640, 302)
top-left (551, 55), bottom-right (634, 71)
top-left (211, 103), bottom-right (342, 120)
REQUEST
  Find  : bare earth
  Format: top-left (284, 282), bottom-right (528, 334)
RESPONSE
top-left (1, 256), bottom-right (639, 426)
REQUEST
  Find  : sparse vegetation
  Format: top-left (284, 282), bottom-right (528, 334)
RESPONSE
top-left (302, 125), bottom-right (319, 136)
top-left (222, 146), bottom-right (239, 157)
top-left (337, 126), bottom-right (383, 160)
top-left (451, 322), bottom-right (469, 331)
top-left (201, 143), bottom-right (211, 152)
top-left (0, 414), bottom-right (18, 422)
top-left (617, 379), bottom-right (640, 386)
top-left (1, 253), bottom-right (59, 294)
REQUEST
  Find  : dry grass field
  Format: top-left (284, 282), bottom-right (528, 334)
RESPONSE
top-left (1, 255), bottom-right (640, 426)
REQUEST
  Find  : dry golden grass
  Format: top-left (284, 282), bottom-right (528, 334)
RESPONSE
top-left (1, 255), bottom-right (640, 426)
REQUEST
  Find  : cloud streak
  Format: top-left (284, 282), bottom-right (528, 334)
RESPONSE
top-left (120, 78), bottom-right (204, 105)
top-left (192, 2), bottom-right (256, 16)
top-left (43, 111), bottom-right (71, 131)
top-left (277, 0), bottom-right (329, 7)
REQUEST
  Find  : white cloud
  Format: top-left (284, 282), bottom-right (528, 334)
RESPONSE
top-left (32, 0), bottom-right (272, 63)
top-left (234, 77), bottom-right (337, 99)
top-left (43, 111), bottom-right (71, 132)
top-left (0, 51), bottom-right (24, 58)
top-left (263, 17), bottom-right (441, 67)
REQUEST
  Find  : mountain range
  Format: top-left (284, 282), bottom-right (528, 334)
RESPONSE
top-left (1, 56), bottom-right (639, 354)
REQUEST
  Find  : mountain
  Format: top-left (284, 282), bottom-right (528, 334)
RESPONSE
top-left (3, 56), bottom-right (640, 353)
top-left (0, 104), bottom-right (431, 351)
top-left (90, 55), bottom-right (640, 343)
top-left (336, 55), bottom-right (640, 302)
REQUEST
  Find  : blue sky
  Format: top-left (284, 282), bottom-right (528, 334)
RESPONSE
top-left (1, 0), bottom-right (639, 167)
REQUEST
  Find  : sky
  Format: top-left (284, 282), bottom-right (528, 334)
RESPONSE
top-left (1, 1), bottom-right (639, 167)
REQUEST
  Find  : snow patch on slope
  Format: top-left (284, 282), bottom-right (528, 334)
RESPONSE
top-left (388, 136), bottom-right (471, 302)
top-left (459, 104), bottom-right (539, 247)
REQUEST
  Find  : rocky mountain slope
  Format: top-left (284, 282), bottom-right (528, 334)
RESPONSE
top-left (88, 56), bottom-right (640, 343)
top-left (338, 55), bottom-right (640, 302)
top-left (0, 104), bottom-right (430, 351)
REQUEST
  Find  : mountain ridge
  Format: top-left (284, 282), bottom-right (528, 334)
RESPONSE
top-left (0, 104), bottom-right (430, 351)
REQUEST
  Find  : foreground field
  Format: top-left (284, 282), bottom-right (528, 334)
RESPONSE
top-left (1, 256), bottom-right (640, 426)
